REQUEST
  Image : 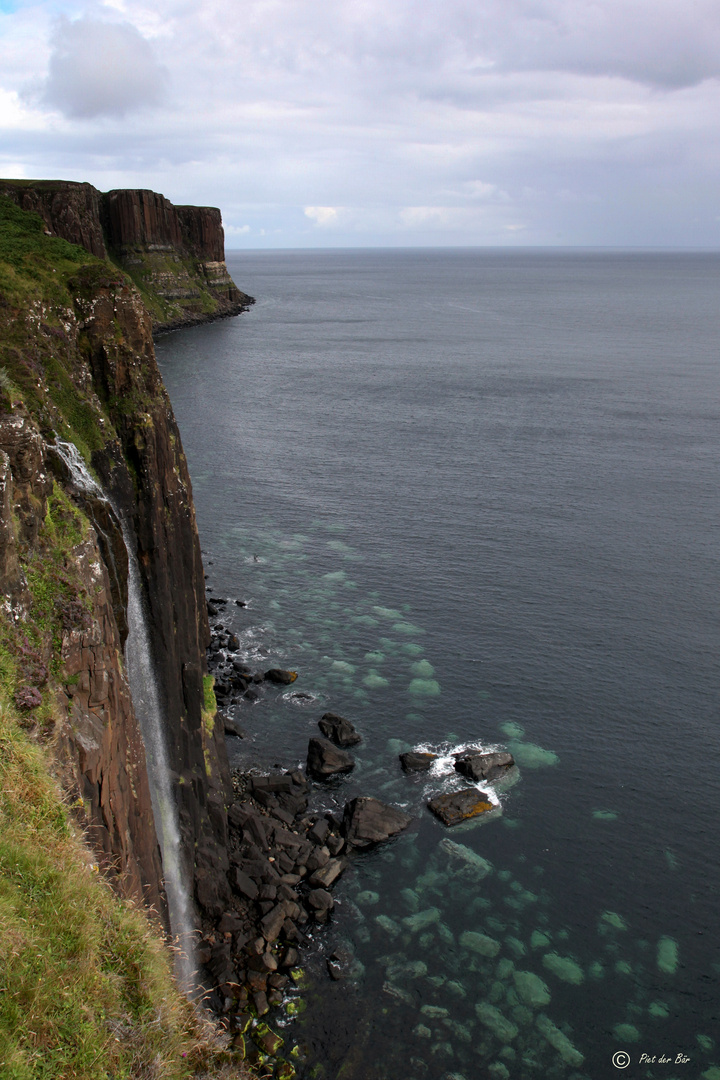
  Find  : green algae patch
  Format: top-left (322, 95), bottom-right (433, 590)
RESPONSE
top-left (363, 670), bottom-right (389, 689)
top-left (513, 971), bottom-right (551, 1008)
top-left (593, 809), bottom-right (619, 821)
top-left (536, 1015), bottom-right (584, 1067)
top-left (657, 936), bottom-right (679, 974)
top-left (542, 952), bottom-right (585, 985)
top-left (648, 1001), bottom-right (669, 1018)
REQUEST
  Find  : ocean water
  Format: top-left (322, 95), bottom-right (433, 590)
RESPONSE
top-left (156, 249), bottom-right (720, 1080)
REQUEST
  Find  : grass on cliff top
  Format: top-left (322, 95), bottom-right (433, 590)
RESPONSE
top-left (0, 195), bottom-right (91, 302)
top-left (0, 695), bottom-right (253, 1080)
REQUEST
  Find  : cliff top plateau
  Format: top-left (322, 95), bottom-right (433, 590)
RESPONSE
top-left (0, 178), bottom-right (254, 332)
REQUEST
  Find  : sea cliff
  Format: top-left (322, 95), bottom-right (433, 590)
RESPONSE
top-left (0, 179), bottom-right (254, 332)
top-left (0, 186), bottom-right (251, 1075)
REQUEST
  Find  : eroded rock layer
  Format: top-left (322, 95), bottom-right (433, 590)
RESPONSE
top-left (0, 179), bottom-right (253, 332)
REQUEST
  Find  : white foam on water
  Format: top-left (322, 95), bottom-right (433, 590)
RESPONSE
top-left (412, 739), bottom-right (511, 808)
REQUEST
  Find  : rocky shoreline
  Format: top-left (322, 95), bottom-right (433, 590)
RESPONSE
top-left (198, 596), bottom-right (519, 1075)
top-left (198, 602), bottom-right (416, 1075)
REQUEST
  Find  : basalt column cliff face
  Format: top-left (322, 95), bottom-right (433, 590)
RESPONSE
top-left (0, 188), bottom-right (242, 931)
top-left (0, 179), bottom-right (253, 332)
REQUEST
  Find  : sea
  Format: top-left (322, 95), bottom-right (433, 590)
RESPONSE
top-left (155, 249), bottom-right (720, 1080)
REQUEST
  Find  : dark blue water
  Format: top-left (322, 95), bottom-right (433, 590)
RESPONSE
top-left (156, 250), bottom-right (720, 1080)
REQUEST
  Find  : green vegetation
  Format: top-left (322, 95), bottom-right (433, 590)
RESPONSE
top-left (202, 674), bottom-right (217, 737)
top-left (0, 196), bottom-right (117, 465)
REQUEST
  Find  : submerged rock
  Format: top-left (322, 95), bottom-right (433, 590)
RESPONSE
top-left (475, 1002), bottom-right (518, 1042)
top-left (402, 907), bottom-right (441, 933)
top-left (342, 796), bottom-right (412, 847)
top-left (427, 788), bottom-right (495, 826)
top-left (439, 838), bottom-right (493, 879)
top-left (657, 935), bottom-right (679, 974)
top-left (306, 737), bottom-right (355, 778)
top-left (460, 930), bottom-right (501, 957)
top-left (542, 952), bottom-right (585, 985)
top-left (399, 751), bottom-right (438, 773)
top-left (454, 751), bottom-right (514, 782)
top-left (536, 1014), bottom-right (585, 1066)
top-left (513, 970), bottom-right (551, 1008)
top-left (318, 711), bottom-right (362, 747)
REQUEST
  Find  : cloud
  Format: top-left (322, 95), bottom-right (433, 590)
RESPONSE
top-left (1, 0), bottom-right (720, 246)
top-left (304, 206), bottom-right (340, 226)
top-left (41, 17), bottom-right (167, 119)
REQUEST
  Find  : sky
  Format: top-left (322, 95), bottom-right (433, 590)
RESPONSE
top-left (1, 0), bottom-right (720, 248)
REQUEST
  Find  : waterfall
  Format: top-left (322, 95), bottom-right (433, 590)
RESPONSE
top-left (53, 440), bottom-right (197, 992)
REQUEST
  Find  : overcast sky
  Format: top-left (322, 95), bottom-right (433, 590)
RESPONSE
top-left (1, 0), bottom-right (719, 247)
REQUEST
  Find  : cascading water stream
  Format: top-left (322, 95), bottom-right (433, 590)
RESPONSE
top-left (53, 440), bottom-right (197, 992)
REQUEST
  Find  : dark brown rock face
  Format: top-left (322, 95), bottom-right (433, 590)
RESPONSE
top-left (0, 179), bottom-right (253, 332)
top-left (69, 269), bottom-right (233, 914)
top-left (0, 241), bottom-right (234, 925)
top-left (0, 180), bottom-right (107, 258)
top-left (0, 411), bottom-right (166, 920)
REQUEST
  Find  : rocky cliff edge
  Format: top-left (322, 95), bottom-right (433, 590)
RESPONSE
top-left (0, 179), bottom-right (254, 333)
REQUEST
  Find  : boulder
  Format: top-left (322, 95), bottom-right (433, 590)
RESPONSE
top-left (318, 712), bottom-right (362, 747)
top-left (307, 888), bottom-right (334, 912)
top-left (223, 714), bottom-right (246, 738)
top-left (308, 857), bottom-right (347, 889)
top-left (399, 751), bottom-right (437, 773)
top-left (427, 788), bottom-right (495, 826)
top-left (306, 737), bottom-right (355, 778)
top-left (454, 751), bottom-right (514, 782)
top-left (265, 668), bottom-right (298, 685)
top-left (342, 796), bottom-right (412, 848)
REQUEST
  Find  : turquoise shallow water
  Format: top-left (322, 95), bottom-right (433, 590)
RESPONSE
top-left (156, 249), bottom-right (720, 1080)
